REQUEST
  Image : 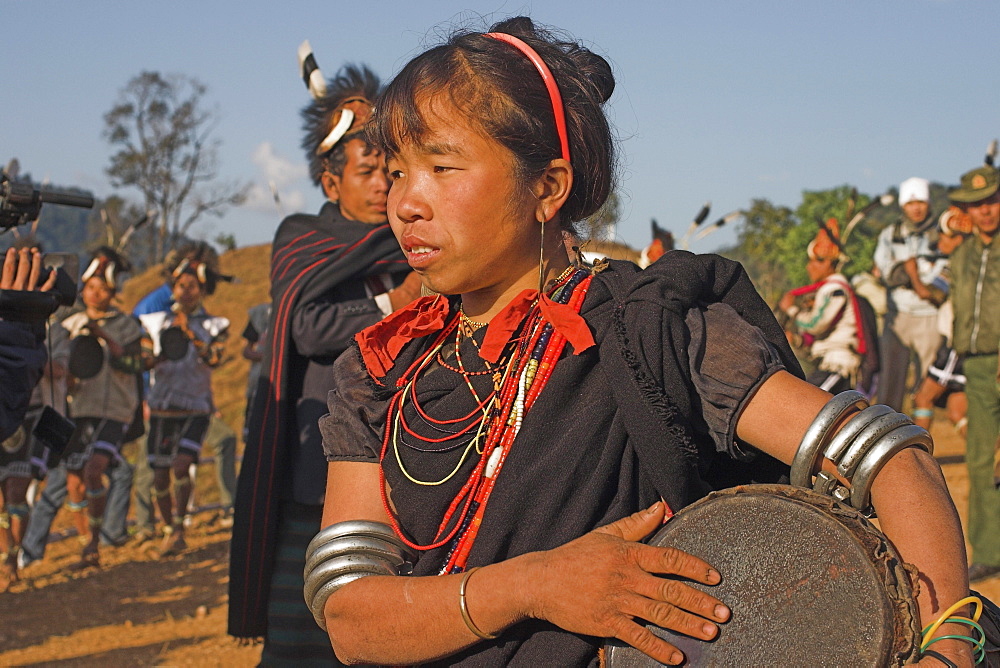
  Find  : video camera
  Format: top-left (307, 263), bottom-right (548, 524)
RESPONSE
top-left (0, 173), bottom-right (94, 229)
top-left (0, 174), bottom-right (92, 322)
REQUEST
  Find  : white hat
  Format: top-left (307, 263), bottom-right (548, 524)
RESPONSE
top-left (899, 177), bottom-right (930, 206)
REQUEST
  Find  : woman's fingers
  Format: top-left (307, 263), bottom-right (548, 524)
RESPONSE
top-left (609, 615), bottom-right (685, 666)
top-left (594, 501), bottom-right (666, 542)
top-left (631, 541), bottom-right (723, 588)
top-left (629, 564), bottom-right (728, 622)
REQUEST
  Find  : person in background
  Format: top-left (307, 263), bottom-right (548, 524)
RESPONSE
top-left (0, 242), bottom-right (67, 587)
top-left (947, 165), bottom-right (1000, 583)
top-left (227, 59), bottom-right (418, 662)
top-left (60, 248), bottom-right (145, 569)
top-left (911, 207), bottom-right (972, 438)
top-left (240, 301), bottom-right (270, 443)
top-left (4, 301), bottom-right (71, 581)
top-left (779, 221), bottom-right (860, 394)
top-left (139, 256), bottom-right (229, 557)
top-left (0, 246), bottom-right (55, 441)
top-left (130, 242), bottom-right (237, 540)
top-left (873, 177), bottom-right (943, 410)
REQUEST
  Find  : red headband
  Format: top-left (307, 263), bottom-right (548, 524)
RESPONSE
top-left (485, 32), bottom-right (571, 164)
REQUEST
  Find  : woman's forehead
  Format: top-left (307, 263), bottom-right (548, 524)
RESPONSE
top-left (391, 91), bottom-right (479, 145)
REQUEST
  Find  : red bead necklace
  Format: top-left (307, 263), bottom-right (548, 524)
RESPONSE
top-left (378, 269), bottom-right (593, 560)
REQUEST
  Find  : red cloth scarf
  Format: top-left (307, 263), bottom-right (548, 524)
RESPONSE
top-left (356, 289), bottom-right (596, 378)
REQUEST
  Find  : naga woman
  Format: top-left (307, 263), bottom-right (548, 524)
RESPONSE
top-left (310, 17), bottom-right (970, 666)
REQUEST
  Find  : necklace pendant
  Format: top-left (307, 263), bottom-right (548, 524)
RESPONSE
top-left (484, 446), bottom-right (503, 479)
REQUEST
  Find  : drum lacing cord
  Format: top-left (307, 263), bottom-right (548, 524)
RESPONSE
top-left (921, 595), bottom-right (986, 664)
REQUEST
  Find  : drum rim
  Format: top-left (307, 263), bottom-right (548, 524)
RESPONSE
top-left (605, 484), bottom-right (921, 667)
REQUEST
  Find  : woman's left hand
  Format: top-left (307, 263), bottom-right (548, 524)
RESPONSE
top-left (520, 502), bottom-right (729, 665)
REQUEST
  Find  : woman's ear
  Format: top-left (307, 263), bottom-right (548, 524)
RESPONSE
top-left (532, 159), bottom-right (573, 223)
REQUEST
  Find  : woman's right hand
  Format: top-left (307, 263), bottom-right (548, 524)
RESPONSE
top-left (522, 502), bottom-right (729, 665)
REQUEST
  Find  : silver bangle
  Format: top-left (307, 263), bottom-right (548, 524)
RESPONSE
top-left (791, 392), bottom-right (933, 513)
top-left (789, 390), bottom-right (868, 488)
top-left (849, 424), bottom-right (932, 511)
top-left (303, 521), bottom-right (416, 629)
top-left (835, 411), bottom-right (915, 479)
top-left (822, 404), bottom-right (893, 463)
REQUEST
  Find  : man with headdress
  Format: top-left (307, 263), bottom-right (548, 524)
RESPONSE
top-left (139, 251), bottom-right (229, 557)
top-left (778, 220), bottom-right (861, 394)
top-left (129, 241), bottom-right (238, 543)
top-left (228, 56), bottom-right (417, 659)
top-left (60, 246), bottom-right (146, 569)
top-left (947, 165), bottom-right (1000, 582)
top-left (873, 177), bottom-right (942, 411)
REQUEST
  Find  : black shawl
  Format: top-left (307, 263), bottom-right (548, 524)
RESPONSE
top-left (228, 202), bottom-right (407, 639)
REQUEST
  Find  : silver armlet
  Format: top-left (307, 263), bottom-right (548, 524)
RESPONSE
top-left (303, 520), bottom-right (416, 629)
top-left (789, 391), bottom-right (932, 513)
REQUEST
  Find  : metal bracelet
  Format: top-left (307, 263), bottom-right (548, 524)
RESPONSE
top-left (789, 390), bottom-right (869, 488)
top-left (850, 424), bottom-right (932, 511)
top-left (822, 404), bottom-right (893, 464)
top-left (304, 534), bottom-right (412, 577)
top-left (835, 411), bottom-right (915, 479)
top-left (304, 520), bottom-right (411, 563)
top-left (303, 521), bottom-right (416, 629)
top-left (811, 404), bottom-right (894, 503)
top-left (792, 395), bottom-right (933, 513)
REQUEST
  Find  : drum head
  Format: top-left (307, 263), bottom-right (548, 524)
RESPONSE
top-left (160, 326), bottom-right (191, 361)
top-left (68, 334), bottom-right (104, 380)
top-left (605, 485), bottom-right (920, 667)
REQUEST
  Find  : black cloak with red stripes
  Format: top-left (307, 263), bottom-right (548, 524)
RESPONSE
top-left (228, 202), bottom-right (407, 639)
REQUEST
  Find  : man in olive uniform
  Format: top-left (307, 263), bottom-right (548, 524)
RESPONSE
top-left (948, 165), bottom-right (1000, 582)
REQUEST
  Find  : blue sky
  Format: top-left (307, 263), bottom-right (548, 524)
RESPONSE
top-left (6, 0), bottom-right (999, 252)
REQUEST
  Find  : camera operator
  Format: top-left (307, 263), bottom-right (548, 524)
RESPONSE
top-left (0, 246), bottom-right (55, 441)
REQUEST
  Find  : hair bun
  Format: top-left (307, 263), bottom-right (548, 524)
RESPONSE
top-left (491, 16), bottom-right (536, 37)
top-left (582, 51), bottom-right (614, 103)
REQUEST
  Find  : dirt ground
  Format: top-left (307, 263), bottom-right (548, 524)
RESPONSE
top-left (0, 413), bottom-right (996, 666)
top-left (0, 458), bottom-right (261, 666)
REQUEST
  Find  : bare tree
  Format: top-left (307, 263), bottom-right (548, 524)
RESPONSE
top-left (103, 71), bottom-right (248, 262)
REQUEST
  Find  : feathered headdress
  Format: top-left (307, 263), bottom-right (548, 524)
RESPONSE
top-left (169, 257), bottom-right (233, 295)
top-left (81, 246), bottom-right (131, 290)
top-left (298, 41), bottom-right (380, 186)
top-left (807, 218), bottom-right (846, 264)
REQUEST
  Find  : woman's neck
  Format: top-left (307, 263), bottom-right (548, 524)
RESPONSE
top-left (460, 245), bottom-right (572, 322)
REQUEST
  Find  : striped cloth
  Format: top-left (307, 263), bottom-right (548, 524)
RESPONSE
top-left (258, 501), bottom-right (344, 667)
